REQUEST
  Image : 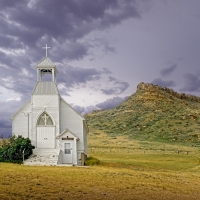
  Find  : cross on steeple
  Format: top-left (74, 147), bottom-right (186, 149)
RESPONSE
top-left (43, 44), bottom-right (51, 57)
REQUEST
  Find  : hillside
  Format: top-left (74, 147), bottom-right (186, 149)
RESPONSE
top-left (85, 82), bottom-right (200, 145)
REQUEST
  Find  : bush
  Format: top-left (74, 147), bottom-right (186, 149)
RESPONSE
top-left (0, 135), bottom-right (35, 163)
top-left (85, 157), bottom-right (100, 166)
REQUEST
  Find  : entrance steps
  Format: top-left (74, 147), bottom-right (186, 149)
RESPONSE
top-left (24, 148), bottom-right (61, 166)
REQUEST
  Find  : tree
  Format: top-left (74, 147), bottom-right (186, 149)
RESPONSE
top-left (0, 135), bottom-right (35, 163)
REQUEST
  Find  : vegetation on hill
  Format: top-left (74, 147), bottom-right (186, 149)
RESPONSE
top-left (85, 82), bottom-right (200, 145)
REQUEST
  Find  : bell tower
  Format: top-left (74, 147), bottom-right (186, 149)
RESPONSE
top-left (35, 44), bottom-right (58, 82)
top-left (31, 45), bottom-right (60, 148)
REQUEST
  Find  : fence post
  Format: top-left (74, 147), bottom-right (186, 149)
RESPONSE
top-left (22, 148), bottom-right (26, 164)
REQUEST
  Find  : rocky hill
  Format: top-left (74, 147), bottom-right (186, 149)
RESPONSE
top-left (85, 82), bottom-right (200, 145)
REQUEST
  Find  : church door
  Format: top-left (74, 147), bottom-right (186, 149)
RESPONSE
top-left (63, 142), bottom-right (73, 163)
top-left (37, 127), bottom-right (55, 148)
top-left (36, 112), bottom-right (55, 148)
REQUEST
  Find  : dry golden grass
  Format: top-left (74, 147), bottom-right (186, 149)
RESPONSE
top-left (0, 162), bottom-right (200, 200)
top-left (0, 131), bottom-right (200, 199)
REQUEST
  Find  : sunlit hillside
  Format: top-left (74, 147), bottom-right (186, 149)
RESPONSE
top-left (85, 82), bottom-right (200, 146)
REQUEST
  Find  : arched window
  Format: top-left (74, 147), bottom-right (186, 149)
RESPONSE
top-left (37, 112), bottom-right (54, 126)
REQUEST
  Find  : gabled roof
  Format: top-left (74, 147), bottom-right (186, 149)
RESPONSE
top-left (35, 57), bottom-right (58, 73)
top-left (36, 57), bottom-right (55, 67)
top-left (32, 81), bottom-right (60, 95)
top-left (9, 99), bottom-right (31, 120)
top-left (56, 129), bottom-right (80, 140)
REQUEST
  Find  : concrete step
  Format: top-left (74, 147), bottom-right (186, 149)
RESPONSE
top-left (24, 148), bottom-right (61, 166)
top-left (33, 148), bottom-right (60, 156)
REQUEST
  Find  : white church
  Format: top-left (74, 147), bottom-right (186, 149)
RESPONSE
top-left (10, 46), bottom-right (88, 166)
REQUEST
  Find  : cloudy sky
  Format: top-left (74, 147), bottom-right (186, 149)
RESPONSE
top-left (1, 0), bottom-right (200, 137)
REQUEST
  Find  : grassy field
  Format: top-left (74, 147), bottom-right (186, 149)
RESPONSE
top-left (1, 131), bottom-right (200, 200)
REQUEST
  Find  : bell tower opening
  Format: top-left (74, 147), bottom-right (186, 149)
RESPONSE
top-left (37, 68), bottom-right (57, 81)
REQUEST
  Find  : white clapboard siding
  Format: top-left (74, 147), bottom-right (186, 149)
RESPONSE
top-left (32, 95), bottom-right (59, 108)
top-left (60, 99), bottom-right (84, 150)
top-left (12, 102), bottom-right (32, 138)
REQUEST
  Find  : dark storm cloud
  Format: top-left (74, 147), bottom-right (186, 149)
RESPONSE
top-left (72, 96), bottom-right (129, 115)
top-left (101, 76), bottom-right (129, 95)
top-left (0, 51), bottom-right (13, 67)
top-left (0, 0), bottom-right (139, 99)
top-left (180, 73), bottom-right (200, 92)
top-left (108, 76), bottom-right (117, 82)
top-left (0, 119), bottom-right (11, 128)
top-left (151, 64), bottom-right (177, 89)
top-left (1, 63), bottom-right (105, 101)
top-left (101, 83), bottom-right (129, 95)
top-left (0, 127), bottom-right (11, 138)
top-left (160, 64), bottom-right (178, 77)
top-left (59, 43), bottom-right (88, 61)
top-left (0, 0), bottom-right (141, 60)
top-left (58, 65), bottom-right (103, 88)
top-left (0, 52), bottom-right (35, 98)
top-left (103, 43), bottom-right (115, 53)
top-left (58, 87), bottom-right (71, 97)
top-left (72, 105), bottom-right (86, 115)
top-left (101, 88), bottom-right (116, 95)
top-left (96, 96), bottom-right (129, 109)
top-left (151, 78), bottom-right (176, 87)
top-left (102, 68), bottom-right (112, 74)
top-left (0, 59), bottom-right (112, 103)
top-left (1, 75), bottom-right (35, 97)
top-left (0, 0), bottom-right (24, 9)
top-left (0, 34), bottom-right (22, 49)
top-left (72, 104), bottom-right (97, 116)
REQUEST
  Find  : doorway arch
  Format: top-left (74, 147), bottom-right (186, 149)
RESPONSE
top-left (36, 111), bottom-right (55, 148)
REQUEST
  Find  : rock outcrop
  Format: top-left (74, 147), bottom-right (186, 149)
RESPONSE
top-left (137, 82), bottom-right (200, 102)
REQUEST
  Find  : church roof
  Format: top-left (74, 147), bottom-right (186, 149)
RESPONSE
top-left (60, 97), bottom-right (85, 120)
top-left (9, 99), bottom-right (31, 120)
top-left (60, 97), bottom-right (89, 133)
top-left (56, 129), bottom-right (80, 140)
top-left (32, 81), bottom-right (60, 95)
top-left (35, 57), bottom-right (58, 73)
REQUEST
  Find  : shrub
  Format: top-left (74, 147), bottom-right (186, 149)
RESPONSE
top-left (0, 135), bottom-right (35, 163)
top-left (85, 157), bottom-right (100, 166)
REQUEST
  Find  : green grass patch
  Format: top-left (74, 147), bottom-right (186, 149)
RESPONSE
top-left (85, 156), bottom-right (100, 166)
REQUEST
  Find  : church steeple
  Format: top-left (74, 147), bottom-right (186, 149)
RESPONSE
top-left (35, 45), bottom-right (58, 82)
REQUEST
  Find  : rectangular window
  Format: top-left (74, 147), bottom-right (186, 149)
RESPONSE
top-left (64, 143), bottom-right (71, 154)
